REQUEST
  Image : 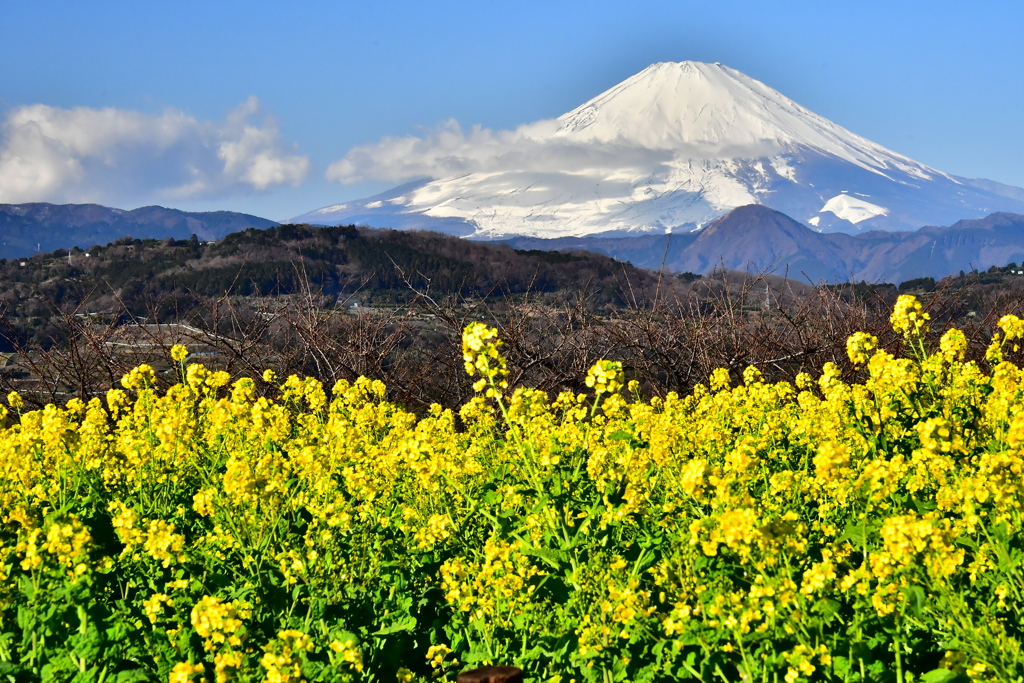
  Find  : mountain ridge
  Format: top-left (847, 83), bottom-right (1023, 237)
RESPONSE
top-left (0, 203), bottom-right (278, 260)
top-left (500, 206), bottom-right (1024, 283)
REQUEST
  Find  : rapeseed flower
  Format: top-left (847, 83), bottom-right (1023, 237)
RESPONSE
top-left (845, 331), bottom-right (877, 366)
top-left (2, 299), bottom-right (1024, 681)
top-left (890, 294), bottom-right (930, 338)
top-left (171, 344), bottom-right (188, 362)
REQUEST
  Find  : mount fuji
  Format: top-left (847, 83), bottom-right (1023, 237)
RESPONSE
top-left (294, 61), bottom-right (1024, 237)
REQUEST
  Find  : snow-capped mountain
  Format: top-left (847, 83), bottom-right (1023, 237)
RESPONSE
top-left (294, 61), bottom-right (1024, 237)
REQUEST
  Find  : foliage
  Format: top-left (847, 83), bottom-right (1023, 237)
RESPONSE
top-left (897, 278), bottom-right (936, 294)
top-left (2, 296), bottom-right (1024, 681)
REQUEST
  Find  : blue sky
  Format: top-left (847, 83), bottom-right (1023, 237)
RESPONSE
top-left (1, 0), bottom-right (1022, 221)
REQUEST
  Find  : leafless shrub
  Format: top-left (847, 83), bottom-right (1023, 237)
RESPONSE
top-left (4, 258), bottom-right (1024, 413)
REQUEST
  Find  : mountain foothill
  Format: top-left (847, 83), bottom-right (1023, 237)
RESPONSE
top-left (5, 201), bottom-right (1024, 288)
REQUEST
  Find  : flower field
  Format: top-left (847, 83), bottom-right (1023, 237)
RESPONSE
top-left (2, 295), bottom-right (1024, 682)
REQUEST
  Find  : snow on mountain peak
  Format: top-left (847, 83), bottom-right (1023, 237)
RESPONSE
top-left (553, 61), bottom-right (932, 178)
top-left (820, 193), bottom-right (889, 224)
top-left (299, 61), bottom-right (1024, 238)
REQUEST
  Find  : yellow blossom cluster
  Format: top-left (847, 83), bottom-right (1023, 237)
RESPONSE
top-left (328, 639), bottom-right (363, 672)
top-left (585, 360), bottom-right (625, 395)
top-left (3, 298), bottom-right (1024, 681)
top-left (191, 595), bottom-right (247, 650)
top-left (890, 293), bottom-right (931, 338)
top-left (171, 344), bottom-right (189, 363)
top-left (845, 331), bottom-right (878, 366)
top-left (121, 363), bottom-right (157, 390)
top-left (259, 630), bottom-right (312, 683)
top-left (462, 321), bottom-right (509, 395)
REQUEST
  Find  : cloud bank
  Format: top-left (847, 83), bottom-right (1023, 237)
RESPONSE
top-left (325, 119), bottom-right (676, 185)
top-left (0, 96), bottom-right (309, 205)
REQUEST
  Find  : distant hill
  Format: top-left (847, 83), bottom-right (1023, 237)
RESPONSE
top-left (0, 203), bottom-right (278, 260)
top-left (503, 206), bottom-right (1024, 283)
top-left (841, 212), bottom-right (1024, 283)
top-left (0, 224), bottom-right (692, 343)
top-left (9, 200), bottom-right (1022, 288)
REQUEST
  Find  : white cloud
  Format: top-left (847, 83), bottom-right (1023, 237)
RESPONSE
top-left (325, 118), bottom-right (678, 185)
top-left (0, 97), bottom-right (309, 205)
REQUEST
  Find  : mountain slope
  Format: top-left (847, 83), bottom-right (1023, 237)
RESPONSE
top-left (296, 61), bottom-right (1024, 237)
top-left (855, 213), bottom-right (1024, 283)
top-left (0, 203), bottom-right (278, 260)
top-left (501, 207), bottom-right (1024, 283)
top-left (667, 205), bottom-right (852, 281)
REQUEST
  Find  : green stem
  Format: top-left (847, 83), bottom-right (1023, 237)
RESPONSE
top-left (894, 632), bottom-right (903, 683)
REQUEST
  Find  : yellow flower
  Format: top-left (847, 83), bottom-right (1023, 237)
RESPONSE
top-left (814, 441), bottom-right (851, 482)
top-left (413, 513), bottom-right (452, 550)
top-left (800, 560), bottom-right (837, 595)
top-left (121, 364), bottom-right (157, 390)
top-left (6, 391), bottom-right (24, 410)
top-left (193, 489), bottom-right (216, 517)
top-left (986, 332), bottom-right (1005, 363)
top-left (999, 314), bottom-right (1024, 341)
top-left (171, 344), bottom-right (188, 362)
top-left (191, 596), bottom-right (245, 649)
top-left (143, 519), bottom-right (186, 567)
top-left (846, 331), bottom-right (878, 366)
top-left (917, 416), bottom-right (962, 456)
top-left (168, 662), bottom-right (205, 683)
top-left (106, 388), bottom-right (129, 417)
top-left (939, 328), bottom-right (967, 360)
top-left (426, 643), bottom-right (454, 670)
top-left (143, 593), bottom-right (173, 623)
top-left (259, 630), bottom-right (310, 683)
top-left (709, 367), bottom-right (731, 392)
top-left (585, 360), bottom-right (625, 395)
top-left (462, 322), bottom-right (509, 394)
top-left (186, 363), bottom-right (210, 389)
top-left (262, 369), bottom-right (277, 383)
top-left (209, 371), bottom-right (231, 389)
top-left (329, 639), bottom-right (364, 671)
top-left (40, 517), bottom-right (92, 570)
top-left (213, 651), bottom-right (243, 683)
top-left (890, 294), bottom-right (930, 338)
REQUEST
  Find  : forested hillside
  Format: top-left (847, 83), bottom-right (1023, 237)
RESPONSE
top-left (0, 223), bottom-right (677, 321)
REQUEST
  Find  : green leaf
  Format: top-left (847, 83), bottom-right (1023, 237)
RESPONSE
top-left (920, 669), bottom-right (966, 683)
top-left (813, 598), bottom-right (842, 619)
top-left (911, 496), bottom-right (938, 513)
top-left (372, 615), bottom-right (417, 635)
top-left (838, 518), bottom-right (875, 547)
top-left (902, 584), bottom-right (927, 618)
top-left (518, 544), bottom-right (568, 569)
top-left (997, 547), bottom-right (1021, 573)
